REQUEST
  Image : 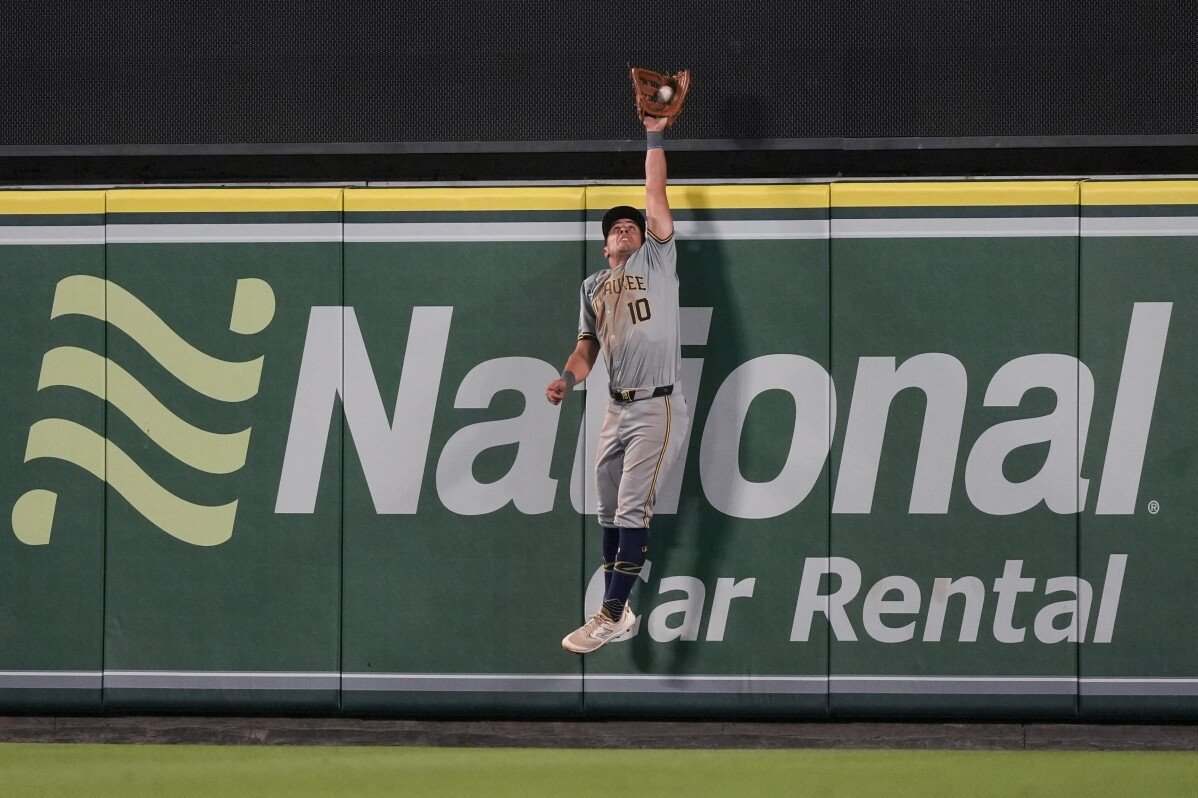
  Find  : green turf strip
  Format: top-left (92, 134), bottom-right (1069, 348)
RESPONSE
top-left (0, 745), bottom-right (1195, 797)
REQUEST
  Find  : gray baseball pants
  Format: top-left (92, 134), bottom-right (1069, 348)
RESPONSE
top-left (595, 390), bottom-right (690, 528)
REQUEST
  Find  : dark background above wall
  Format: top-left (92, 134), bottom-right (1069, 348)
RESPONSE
top-left (3, 1), bottom-right (1197, 181)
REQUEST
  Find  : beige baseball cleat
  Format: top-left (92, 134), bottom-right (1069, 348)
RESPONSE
top-left (562, 606), bottom-right (636, 654)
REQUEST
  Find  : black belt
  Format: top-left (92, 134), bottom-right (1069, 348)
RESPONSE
top-left (610, 384), bottom-right (673, 403)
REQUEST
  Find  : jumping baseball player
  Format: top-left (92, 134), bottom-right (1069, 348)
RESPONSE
top-left (546, 107), bottom-right (690, 654)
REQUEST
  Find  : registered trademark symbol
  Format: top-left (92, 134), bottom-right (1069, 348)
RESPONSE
top-left (1148, 500), bottom-right (1160, 515)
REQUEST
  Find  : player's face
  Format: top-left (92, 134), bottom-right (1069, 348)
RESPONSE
top-left (605, 219), bottom-right (642, 259)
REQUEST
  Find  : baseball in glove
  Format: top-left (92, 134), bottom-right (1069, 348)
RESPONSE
top-left (629, 68), bottom-right (692, 128)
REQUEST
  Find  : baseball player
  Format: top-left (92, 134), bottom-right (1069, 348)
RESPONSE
top-left (547, 114), bottom-right (690, 654)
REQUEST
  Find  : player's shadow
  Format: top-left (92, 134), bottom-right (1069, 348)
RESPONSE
top-left (627, 210), bottom-right (739, 680)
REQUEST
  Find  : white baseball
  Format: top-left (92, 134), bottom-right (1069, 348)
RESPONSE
top-left (656, 85), bottom-right (674, 103)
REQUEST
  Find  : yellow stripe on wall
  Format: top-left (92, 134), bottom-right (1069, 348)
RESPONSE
top-left (1082, 181), bottom-right (1198, 205)
top-left (587, 184), bottom-right (829, 211)
top-left (346, 187), bottom-right (585, 212)
top-left (20, 181), bottom-right (1198, 216)
top-left (0, 191), bottom-right (105, 215)
top-left (107, 188), bottom-right (343, 213)
top-left (833, 181), bottom-right (1080, 207)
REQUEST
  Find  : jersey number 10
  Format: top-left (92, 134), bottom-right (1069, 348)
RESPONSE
top-left (627, 298), bottom-right (652, 324)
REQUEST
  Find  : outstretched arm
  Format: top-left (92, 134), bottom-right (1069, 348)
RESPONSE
top-left (545, 338), bottom-right (600, 405)
top-left (644, 116), bottom-right (673, 240)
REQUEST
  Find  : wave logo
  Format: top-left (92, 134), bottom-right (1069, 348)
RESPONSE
top-left (10, 275), bottom-right (275, 547)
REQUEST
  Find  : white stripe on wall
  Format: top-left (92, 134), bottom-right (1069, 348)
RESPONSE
top-left (107, 223), bottom-right (342, 243)
top-left (342, 673), bottom-right (583, 693)
top-left (347, 219), bottom-right (827, 243)
top-left (346, 222), bottom-right (584, 242)
top-left (584, 675), bottom-right (827, 694)
top-left (7, 671), bottom-right (1198, 696)
top-left (0, 671), bottom-right (102, 689)
top-left (102, 671), bottom-right (340, 690)
top-left (0, 227), bottom-right (105, 246)
top-left (831, 217), bottom-right (1078, 238)
top-left (5, 217), bottom-right (1122, 245)
top-left (829, 676), bottom-right (1076, 695)
top-left (586, 219), bottom-right (829, 241)
top-left (1080, 678), bottom-right (1198, 696)
top-left (1081, 217), bottom-right (1198, 237)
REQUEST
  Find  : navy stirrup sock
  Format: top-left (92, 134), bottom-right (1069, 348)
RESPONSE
top-left (601, 527), bottom-right (620, 592)
top-left (602, 527), bottom-right (649, 620)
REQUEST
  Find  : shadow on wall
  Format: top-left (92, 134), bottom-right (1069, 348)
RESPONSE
top-left (630, 210), bottom-right (738, 676)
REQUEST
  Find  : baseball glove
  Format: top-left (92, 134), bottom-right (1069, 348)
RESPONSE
top-left (629, 68), bottom-right (692, 128)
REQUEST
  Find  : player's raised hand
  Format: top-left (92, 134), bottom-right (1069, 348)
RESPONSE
top-left (546, 378), bottom-right (568, 405)
top-left (643, 115), bottom-right (668, 133)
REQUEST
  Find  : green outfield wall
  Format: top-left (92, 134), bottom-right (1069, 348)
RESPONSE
top-left (0, 181), bottom-right (1194, 720)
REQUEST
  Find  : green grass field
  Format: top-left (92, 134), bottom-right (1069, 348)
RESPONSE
top-left (1, 744), bottom-right (1195, 796)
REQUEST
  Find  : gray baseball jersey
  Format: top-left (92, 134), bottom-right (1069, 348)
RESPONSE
top-left (578, 230), bottom-right (679, 390)
top-left (580, 226), bottom-right (689, 528)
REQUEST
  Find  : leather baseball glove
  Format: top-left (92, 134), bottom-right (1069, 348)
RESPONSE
top-left (629, 68), bottom-right (692, 128)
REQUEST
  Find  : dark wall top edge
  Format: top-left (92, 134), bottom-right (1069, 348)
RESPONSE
top-left (7, 145), bottom-right (1198, 184)
top-left (5, 135), bottom-right (1198, 158)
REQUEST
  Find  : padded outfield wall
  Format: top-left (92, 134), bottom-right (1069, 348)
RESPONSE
top-left (0, 181), bottom-right (1194, 720)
